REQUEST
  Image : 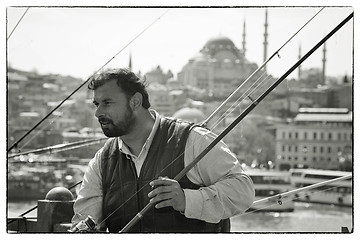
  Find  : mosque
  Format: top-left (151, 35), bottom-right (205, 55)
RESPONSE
top-left (147, 10), bottom-right (332, 121)
top-left (176, 11), bottom-right (270, 99)
top-left (172, 11), bottom-right (271, 121)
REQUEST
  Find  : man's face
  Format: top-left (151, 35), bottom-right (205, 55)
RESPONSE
top-left (92, 79), bottom-right (136, 137)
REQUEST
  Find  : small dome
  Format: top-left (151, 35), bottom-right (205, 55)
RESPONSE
top-left (189, 52), bottom-right (207, 62)
top-left (188, 53), bottom-right (209, 67)
top-left (173, 107), bottom-right (205, 123)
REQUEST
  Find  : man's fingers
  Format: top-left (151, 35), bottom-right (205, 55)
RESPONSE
top-left (147, 177), bottom-right (185, 212)
top-left (154, 199), bottom-right (173, 209)
top-left (148, 186), bottom-right (172, 198)
top-left (150, 177), bottom-right (174, 188)
top-left (149, 192), bottom-right (174, 204)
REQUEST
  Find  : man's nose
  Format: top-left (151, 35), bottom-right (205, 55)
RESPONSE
top-left (95, 105), bottom-right (103, 119)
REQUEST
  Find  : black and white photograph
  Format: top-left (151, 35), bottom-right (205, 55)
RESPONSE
top-left (4, 0), bottom-right (356, 236)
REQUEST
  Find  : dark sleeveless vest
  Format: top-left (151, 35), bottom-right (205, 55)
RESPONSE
top-left (100, 117), bottom-right (230, 233)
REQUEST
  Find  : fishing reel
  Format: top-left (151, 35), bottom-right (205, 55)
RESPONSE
top-left (69, 216), bottom-right (96, 233)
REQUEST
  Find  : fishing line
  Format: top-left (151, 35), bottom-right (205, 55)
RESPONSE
top-left (10, 7), bottom-right (348, 229)
top-left (99, 76), bottom-right (288, 228)
top-left (119, 11), bottom-right (354, 232)
top-left (204, 6), bottom-right (327, 130)
top-left (11, 72), bottom-right (272, 220)
top-left (13, 97), bottom-right (87, 154)
top-left (209, 71), bottom-right (271, 130)
top-left (8, 8), bottom-right (172, 219)
top-left (8, 6), bottom-right (322, 157)
top-left (206, 68), bottom-right (272, 130)
top-left (11, 176), bottom-right (351, 230)
top-left (7, 6), bottom-right (323, 152)
top-left (8, 138), bottom-right (108, 159)
top-left (7, 9), bottom-right (171, 153)
top-left (93, 8), bottom-right (344, 228)
top-left (202, 7), bottom-right (325, 126)
top-left (209, 69), bottom-right (274, 133)
top-left (8, 172), bottom-right (92, 223)
top-left (17, 108), bottom-right (65, 152)
top-left (11, 171), bottom-right (351, 227)
top-left (231, 176), bottom-right (352, 220)
top-left (291, 183), bottom-right (351, 203)
top-left (208, 73), bottom-right (268, 129)
top-left (7, 7), bottom-right (30, 40)
top-left (97, 72), bottom-right (272, 226)
top-left (10, 68), bottom-right (268, 158)
top-left (7, 182), bottom-right (99, 224)
top-left (17, 8), bottom-right (353, 227)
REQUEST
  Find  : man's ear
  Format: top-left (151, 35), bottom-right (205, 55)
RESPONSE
top-left (130, 92), bottom-right (143, 110)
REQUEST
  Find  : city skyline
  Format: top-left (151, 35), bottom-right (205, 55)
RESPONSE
top-left (6, 6), bottom-right (354, 80)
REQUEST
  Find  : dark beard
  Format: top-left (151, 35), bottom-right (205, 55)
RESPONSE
top-left (99, 106), bottom-right (135, 137)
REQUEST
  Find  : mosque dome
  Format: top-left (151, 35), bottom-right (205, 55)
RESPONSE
top-left (204, 35), bottom-right (236, 49)
top-left (173, 107), bottom-right (205, 123)
top-left (201, 35), bottom-right (239, 59)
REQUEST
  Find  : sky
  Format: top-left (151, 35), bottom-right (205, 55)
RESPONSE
top-left (5, 4), bottom-right (354, 80)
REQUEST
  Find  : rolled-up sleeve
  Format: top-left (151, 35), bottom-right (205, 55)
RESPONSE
top-left (183, 127), bottom-right (255, 223)
top-left (72, 149), bottom-right (105, 230)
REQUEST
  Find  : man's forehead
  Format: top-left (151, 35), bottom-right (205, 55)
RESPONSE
top-left (92, 81), bottom-right (125, 100)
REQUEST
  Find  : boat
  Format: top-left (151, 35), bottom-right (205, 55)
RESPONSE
top-left (7, 156), bottom-right (85, 201)
top-left (8, 168), bottom-right (56, 200)
top-left (289, 168), bottom-right (352, 207)
top-left (246, 168), bottom-right (295, 212)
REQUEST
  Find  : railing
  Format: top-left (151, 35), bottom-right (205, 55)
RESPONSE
top-left (7, 173), bottom-right (353, 233)
top-left (7, 187), bottom-right (74, 233)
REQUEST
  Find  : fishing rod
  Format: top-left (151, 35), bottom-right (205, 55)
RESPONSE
top-left (8, 169), bottom-right (352, 227)
top-left (8, 10), bottom-right (353, 230)
top-left (7, 138), bottom-right (107, 217)
top-left (7, 9), bottom-right (170, 153)
top-left (7, 9), bottom-right (171, 220)
top-left (251, 174), bottom-right (352, 208)
top-left (201, 7), bottom-right (324, 127)
top-left (7, 138), bottom-right (109, 218)
top-left (7, 9), bottom-right (170, 220)
top-left (8, 137), bottom-right (108, 159)
top-left (119, 12), bottom-right (354, 233)
top-left (7, 7), bottom-right (30, 40)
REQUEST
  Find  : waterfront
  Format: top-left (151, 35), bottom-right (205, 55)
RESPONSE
top-left (231, 202), bottom-right (352, 232)
top-left (8, 201), bottom-right (352, 233)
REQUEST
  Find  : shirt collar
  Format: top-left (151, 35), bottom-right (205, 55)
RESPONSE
top-left (117, 109), bottom-right (160, 157)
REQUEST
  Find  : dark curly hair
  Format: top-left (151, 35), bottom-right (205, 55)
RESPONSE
top-left (88, 68), bottom-right (150, 109)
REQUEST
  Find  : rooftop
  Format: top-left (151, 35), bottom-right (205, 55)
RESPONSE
top-left (298, 108), bottom-right (349, 114)
top-left (294, 112), bottom-right (352, 123)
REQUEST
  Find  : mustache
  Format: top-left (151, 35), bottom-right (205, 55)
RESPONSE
top-left (98, 116), bottom-right (113, 124)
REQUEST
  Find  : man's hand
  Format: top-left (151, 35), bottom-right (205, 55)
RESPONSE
top-left (148, 177), bottom-right (185, 212)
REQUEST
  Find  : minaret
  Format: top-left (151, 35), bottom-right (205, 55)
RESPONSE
top-left (298, 44), bottom-right (302, 80)
top-left (263, 9), bottom-right (269, 72)
top-left (128, 52), bottom-right (132, 71)
top-left (322, 42), bottom-right (326, 85)
top-left (242, 18), bottom-right (246, 57)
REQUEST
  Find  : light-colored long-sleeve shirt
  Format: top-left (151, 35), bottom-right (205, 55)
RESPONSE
top-left (72, 110), bottom-right (254, 229)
